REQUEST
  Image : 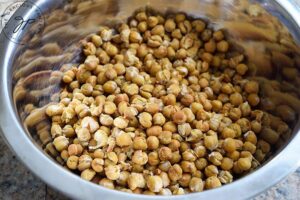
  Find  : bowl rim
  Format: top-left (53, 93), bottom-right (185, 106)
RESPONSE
top-left (0, 0), bottom-right (300, 199)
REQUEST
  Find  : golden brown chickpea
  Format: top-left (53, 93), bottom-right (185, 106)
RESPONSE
top-left (148, 151), bottom-right (160, 166)
top-left (204, 40), bottom-right (216, 53)
top-left (147, 136), bottom-right (160, 150)
top-left (158, 131), bottom-right (173, 145)
top-left (133, 136), bottom-right (148, 150)
top-left (168, 164), bottom-right (183, 182)
top-left (205, 176), bottom-right (222, 189)
top-left (230, 92), bottom-right (243, 106)
top-left (159, 147), bottom-right (172, 161)
top-left (173, 110), bottom-right (187, 124)
top-left (248, 93), bottom-right (260, 107)
top-left (217, 40), bottom-right (229, 52)
top-left (165, 18), bottom-right (176, 32)
top-left (244, 81), bottom-right (259, 94)
top-left (220, 157), bottom-right (234, 171)
top-left (146, 126), bottom-right (162, 137)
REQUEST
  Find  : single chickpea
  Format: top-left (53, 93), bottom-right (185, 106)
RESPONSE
top-left (205, 176), bottom-right (222, 189)
top-left (236, 64), bottom-right (248, 75)
top-left (103, 81), bottom-right (118, 94)
top-left (53, 136), bottom-right (69, 152)
top-left (153, 113), bottom-right (166, 126)
top-left (148, 151), bottom-right (160, 166)
top-left (158, 147), bottom-right (172, 161)
top-left (78, 155), bottom-right (92, 171)
top-left (147, 176), bottom-right (163, 192)
top-left (68, 144), bottom-right (83, 156)
top-left (103, 101), bottom-right (117, 114)
top-left (205, 165), bottom-right (219, 177)
top-left (81, 169), bottom-right (96, 181)
top-left (217, 40), bottom-right (229, 52)
top-left (223, 138), bottom-right (236, 152)
top-left (91, 158), bottom-right (104, 172)
top-left (230, 92), bottom-right (243, 106)
top-left (178, 173), bottom-right (192, 187)
top-left (116, 132), bottom-right (132, 147)
top-left (133, 136), bottom-right (148, 150)
top-left (173, 110), bottom-right (187, 124)
top-left (244, 81), bottom-right (259, 94)
top-left (189, 177), bottom-right (204, 192)
top-left (165, 18), bottom-right (176, 32)
top-left (139, 112), bottom-right (152, 128)
top-left (132, 150), bottom-right (148, 165)
top-left (147, 136), bottom-right (160, 150)
top-left (182, 150), bottom-right (197, 162)
top-left (248, 93), bottom-right (260, 107)
top-left (195, 158), bottom-right (208, 170)
top-left (99, 178), bottom-right (115, 189)
top-left (114, 116), bottom-right (129, 129)
top-left (213, 30), bottom-right (224, 41)
top-left (67, 155), bottom-right (79, 170)
top-left (158, 131), bottom-right (172, 145)
top-left (105, 165), bottom-right (121, 180)
top-left (208, 152), bottom-right (223, 166)
top-left (204, 135), bottom-right (218, 151)
top-left (146, 126), bottom-right (162, 137)
top-left (127, 173), bottom-right (146, 190)
top-left (168, 164), bottom-right (183, 182)
top-left (220, 157), bottom-right (234, 171)
top-left (237, 157), bottom-right (252, 171)
top-left (148, 16), bottom-right (159, 28)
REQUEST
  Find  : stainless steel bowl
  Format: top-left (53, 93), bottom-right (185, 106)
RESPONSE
top-left (1, 0), bottom-right (300, 199)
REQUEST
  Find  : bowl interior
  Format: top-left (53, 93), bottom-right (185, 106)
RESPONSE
top-left (3, 0), bottom-right (300, 197)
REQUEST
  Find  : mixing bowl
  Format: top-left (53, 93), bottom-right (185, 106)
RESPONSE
top-left (0, 0), bottom-right (300, 199)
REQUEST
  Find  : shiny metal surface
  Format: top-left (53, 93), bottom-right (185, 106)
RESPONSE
top-left (0, 0), bottom-right (300, 199)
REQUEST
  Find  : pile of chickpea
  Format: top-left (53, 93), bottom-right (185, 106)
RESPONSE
top-left (45, 9), bottom-right (293, 195)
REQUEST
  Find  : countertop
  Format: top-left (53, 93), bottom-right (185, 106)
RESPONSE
top-left (0, 0), bottom-right (300, 199)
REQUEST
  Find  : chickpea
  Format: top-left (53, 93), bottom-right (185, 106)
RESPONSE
top-left (147, 136), bottom-right (160, 150)
top-left (189, 177), bottom-right (204, 192)
top-left (159, 147), bottom-right (172, 161)
top-left (244, 81), bottom-right (259, 94)
top-left (148, 16), bottom-right (159, 28)
top-left (173, 110), bottom-right (187, 124)
top-left (105, 165), bottom-right (120, 180)
top-left (128, 173), bottom-right (146, 190)
top-left (236, 64), bottom-right (248, 75)
top-left (158, 131), bottom-right (172, 145)
top-left (237, 157), bottom-right (252, 171)
top-left (116, 132), bottom-right (132, 147)
top-left (217, 40), bottom-right (229, 52)
top-left (205, 176), bottom-right (222, 189)
top-left (168, 164), bottom-right (183, 182)
top-left (53, 136), bottom-right (69, 152)
top-left (230, 92), bottom-right (243, 106)
top-left (103, 81), bottom-right (117, 94)
top-left (99, 178), bottom-right (115, 189)
top-left (91, 158), bottom-right (104, 172)
top-left (139, 112), bottom-right (152, 128)
top-left (132, 150), bottom-right (148, 165)
top-left (204, 135), bottom-right (218, 151)
top-left (148, 151), bottom-right (160, 166)
top-left (165, 19), bottom-right (176, 32)
top-left (114, 116), bottom-right (129, 129)
top-left (67, 155), bottom-right (79, 170)
top-left (153, 113), bottom-right (166, 126)
top-left (147, 176), bottom-right (163, 192)
top-left (248, 94), bottom-right (260, 107)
